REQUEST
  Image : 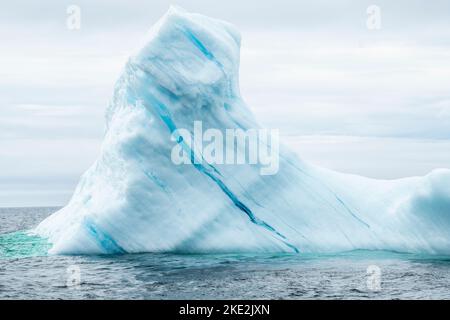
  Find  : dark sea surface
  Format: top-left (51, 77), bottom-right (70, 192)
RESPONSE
top-left (0, 207), bottom-right (449, 299)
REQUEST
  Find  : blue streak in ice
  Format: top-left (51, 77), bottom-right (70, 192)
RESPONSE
top-left (141, 91), bottom-right (299, 253)
top-left (84, 217), bottom-right (125, 254)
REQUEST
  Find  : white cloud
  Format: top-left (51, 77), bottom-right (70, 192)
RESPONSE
top-left (284, 135), bottom-right (450, 179)
top-left (1, 0), bottom-right (450, 206)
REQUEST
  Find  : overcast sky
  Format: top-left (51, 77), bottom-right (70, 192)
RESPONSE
top-left (1, 0), bottom-right (450, 206)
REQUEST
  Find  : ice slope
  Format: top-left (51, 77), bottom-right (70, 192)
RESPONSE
top-left (35, 7), bottom-right (450, 255)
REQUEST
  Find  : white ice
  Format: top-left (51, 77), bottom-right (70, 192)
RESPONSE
top-left (35, 6), bottom-right (450, 255)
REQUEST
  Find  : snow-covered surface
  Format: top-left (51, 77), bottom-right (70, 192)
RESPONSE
top-left (35, 7), bottom-right (450, 255)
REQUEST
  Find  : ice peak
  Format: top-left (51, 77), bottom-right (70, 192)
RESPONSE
top-left (110, 7), bottom-right (244, 115)
top-left (165, 5), bottom-right (189, 17)
top-left (134, 6), bottom-right (241, 74)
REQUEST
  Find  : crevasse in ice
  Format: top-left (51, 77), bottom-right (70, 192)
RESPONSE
top-left (35, 6), bottom-right (450, 255)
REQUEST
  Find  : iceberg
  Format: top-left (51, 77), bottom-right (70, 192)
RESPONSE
top-left (35, 6), bottom-right (450, 255)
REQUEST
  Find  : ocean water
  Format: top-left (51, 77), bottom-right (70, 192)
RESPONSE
top-left (0, 207), bottom-right (450, 299)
